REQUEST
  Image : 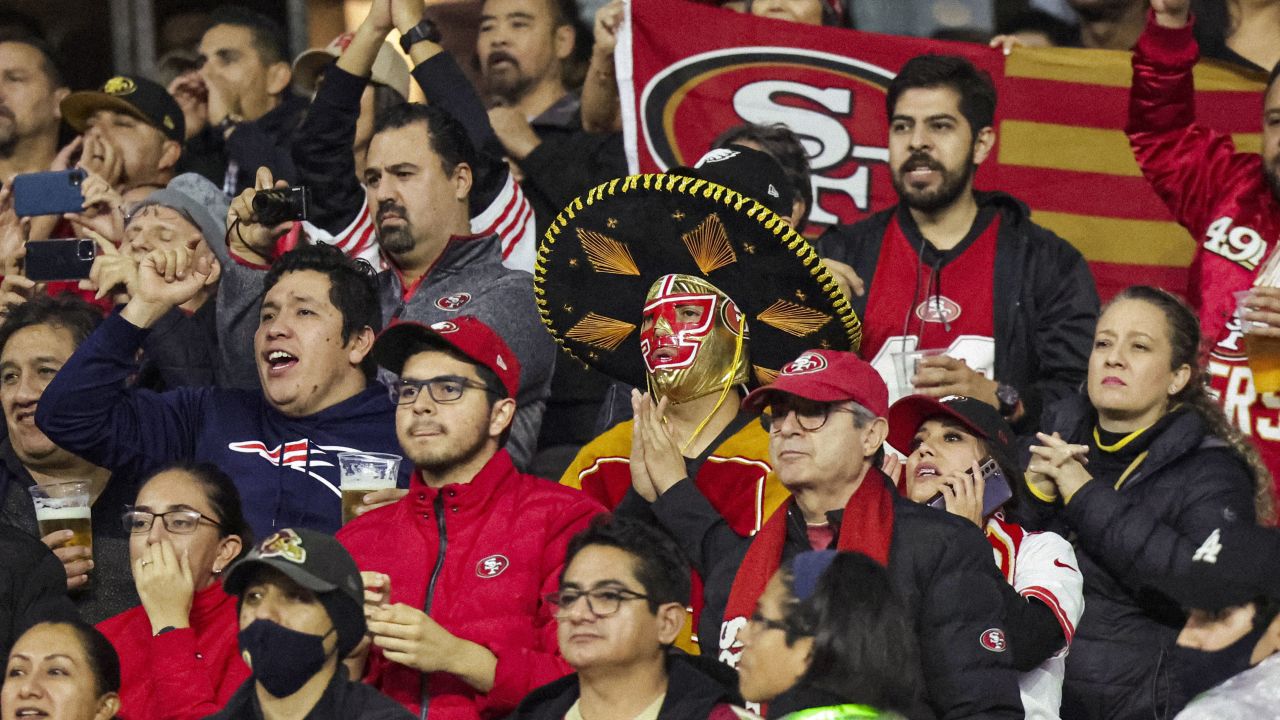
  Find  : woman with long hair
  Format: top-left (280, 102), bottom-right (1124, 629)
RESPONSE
top-left (1022, 285), bottom-right (1274, 719)
top-left (96, 462), bottom-right (252, 720)
top-left (887, 394), bottom-right (1083, 720)
top-left (736, 551), bottom-right (920, 719)
top-left (3, 620), bottom-right (121, 720)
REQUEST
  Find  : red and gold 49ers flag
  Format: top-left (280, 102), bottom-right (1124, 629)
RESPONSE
top-left (616, 0), bottom-right (1265, 299)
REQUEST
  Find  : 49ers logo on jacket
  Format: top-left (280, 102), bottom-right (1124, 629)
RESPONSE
top-left (980, 628), bottom-right (1007, 653)
top-left (435, 292), bottom-right (472, 311)
top-left (638, 48), bottom-right (895, 226)
top-left (476, 554), bottom-right (509, 578)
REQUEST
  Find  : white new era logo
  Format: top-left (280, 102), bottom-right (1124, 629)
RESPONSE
top-left (767, 183), bottom-right (780, 198)
top-left (1193, 528), bottom-right (1223, 564)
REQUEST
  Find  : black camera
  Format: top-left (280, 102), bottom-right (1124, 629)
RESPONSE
top-left (252, 186), bottom-right (310, 226)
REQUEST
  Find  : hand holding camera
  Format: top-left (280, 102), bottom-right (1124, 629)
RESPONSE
top-left (228, 166), bottom-right (308, 265)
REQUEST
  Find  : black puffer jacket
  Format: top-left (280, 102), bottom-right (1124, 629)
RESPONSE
top-left (817, 192), bottom-right (1098, 433)
top-left (1016, 396), bottom-right (1257, 720)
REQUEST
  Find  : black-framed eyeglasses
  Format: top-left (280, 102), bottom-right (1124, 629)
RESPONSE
top-left (760, 398), bottom-right (858, 433)
top-left (121, 508), bottom-right (222, 535)
top-left (390, 375), bottom-right (498, 405)
top-left (545, 588), bottom-right (650, 618)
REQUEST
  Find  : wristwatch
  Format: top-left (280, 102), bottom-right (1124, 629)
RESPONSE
top-left (399, 18), bottom-right (442, 53)
top-left (996, 383), bottom-right (1021, 418)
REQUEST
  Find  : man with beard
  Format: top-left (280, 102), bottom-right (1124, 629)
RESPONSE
top-left (0, 35), bottom-right (68, 183)
top-left (338, 318), bottom-right (603, 719)
top-left (818, 54), bottom-right (1097, 434)
top-left (479, 0), bottom-right (627, 234)
top-left (1130, 0), bottom-right (1280, 496)
top-left (226, 101), bottom-right (555, 471)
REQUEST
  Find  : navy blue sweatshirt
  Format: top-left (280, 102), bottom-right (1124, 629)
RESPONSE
top-left (35, 313), bottom-right (409, 535)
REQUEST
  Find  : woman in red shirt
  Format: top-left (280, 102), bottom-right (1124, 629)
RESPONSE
top-left (97, 462), bottom-right (251, 720)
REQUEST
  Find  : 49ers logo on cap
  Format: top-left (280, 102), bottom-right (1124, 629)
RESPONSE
top-left (783, 352), bottom-right (827, 375)
top-left (476, 554), bottom-right (509, 578)
top-left (980, 628), bottom-right (1007, 653)
top-left (435, 293), bottom-right (472, 311)
top-left (103, 76), bottom-right (137, 96)
top-left (431, 321), bottom-right (459, 333)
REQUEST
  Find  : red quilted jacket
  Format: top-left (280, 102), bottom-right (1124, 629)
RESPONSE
top-left (337, 450), bottom-right (604, 719)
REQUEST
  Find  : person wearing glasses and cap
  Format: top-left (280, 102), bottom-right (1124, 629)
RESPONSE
top-left (510, 514), bottom-right (742, 720)
top-left (97, 462), bottom-right (252, 720)
top-left (337, 316), bottom-right (603, 719)
top-left (210, 527), bottom-right (415, 720)
top-left (541, 149), bottom-right (861, 652)
top-left (630, 348), bottom-right (1024, 719)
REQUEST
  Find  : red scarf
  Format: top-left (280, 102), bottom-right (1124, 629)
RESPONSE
top-left (717, 468), bottom-right (895, 667)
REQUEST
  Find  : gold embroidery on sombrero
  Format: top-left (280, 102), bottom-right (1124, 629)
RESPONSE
top-left (756, 300), bottom-right (832, 338)
top-left (753, 365), bottom-right (781, 386)
top-left (564, 312), bottom-right (637, 351)
top-left (577, 228), bottom-right (640, 275)
top-left (682, 214), bottom-right (737, 275)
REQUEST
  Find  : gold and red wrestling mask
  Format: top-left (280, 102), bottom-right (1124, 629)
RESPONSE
top-left (640, 274), bottom-right (750, 404)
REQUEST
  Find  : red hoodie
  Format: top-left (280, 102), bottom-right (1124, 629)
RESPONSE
top-left (338, 450), bottom-right (604, 719)
top-left (97, 581), bottom-right (248, 720)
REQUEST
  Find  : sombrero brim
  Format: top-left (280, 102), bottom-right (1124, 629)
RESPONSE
top-left (535, 173), bottom-right (861, 388)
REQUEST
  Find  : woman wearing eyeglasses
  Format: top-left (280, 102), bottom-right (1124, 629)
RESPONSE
top-left (736, 551), bottom-right (919, 719)
top-left (96, 462), bottom-right (252, 720)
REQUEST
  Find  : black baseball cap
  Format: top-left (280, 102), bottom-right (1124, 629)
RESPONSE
top-left (669, 144), bottom-right (794, 219)
top-left (1168, 525), bottom-right (1280, 611)
top-left (887, 394), bottom-right (1015, 462)
top-left (61, 75), bottom-right (185, 143)
top-left (223, 528), bottom-right (366, 655)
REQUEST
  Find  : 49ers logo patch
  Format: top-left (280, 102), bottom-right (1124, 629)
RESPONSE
top-left (476, 554), bottom-right (509, 578)
top-left (915, 295), bottom-right (962, 324)
top-left (980, 628), bottom-right (1007, 653)
top-left (783, 352), bottom-right (827, 375)
top-left (435, 293), bottom-right (472, 311)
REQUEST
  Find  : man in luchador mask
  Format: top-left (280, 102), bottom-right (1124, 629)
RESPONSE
top-left (540, 145), bottom-right (861, 653)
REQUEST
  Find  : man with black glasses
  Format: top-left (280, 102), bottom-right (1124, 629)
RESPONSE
top-left (337, 316), bottom-right (603, 719)
top-left (630, 349), bottom-right (1025, 719)
top-left (509, 515), bottom-right (741, 720)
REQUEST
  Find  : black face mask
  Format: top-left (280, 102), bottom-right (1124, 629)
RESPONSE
top-left (1170, 620), bottom-right (1267, 701)
top-left (239, 619), bottom-right (336, 698)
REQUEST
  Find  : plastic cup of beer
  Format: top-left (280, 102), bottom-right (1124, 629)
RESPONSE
top-left (1236, 289), bottom-right (1280, 393)
top-left (28, 481), bottom-right (92, 553)
top-left (339, 452), bottom-right (402, 523)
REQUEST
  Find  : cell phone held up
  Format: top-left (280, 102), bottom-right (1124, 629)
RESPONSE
top-left (251, 186), bottom-right (310, 226)
top-left (12, 169), bottom-right (87, 217)
top-left (927, 456), bottom-right (1013, 519)
top-left (24, 239), bottom-right (97, 281)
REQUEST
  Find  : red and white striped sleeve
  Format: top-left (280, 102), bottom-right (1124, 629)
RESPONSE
top-left (472, 173), bottom-right (537, 273)
top-left (302, 195), bottom-right (386, 270)
top-left (1015, 530), bottom-right (1085, 654)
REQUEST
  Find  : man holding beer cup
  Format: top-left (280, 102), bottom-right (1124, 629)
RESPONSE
top-left (338, 316), bottom-right (603, 719)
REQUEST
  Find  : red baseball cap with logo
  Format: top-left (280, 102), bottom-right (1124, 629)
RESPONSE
top-left (371, 316), bottom-right (520, 399)
top-left (741, 350), bottom-right (888, 417)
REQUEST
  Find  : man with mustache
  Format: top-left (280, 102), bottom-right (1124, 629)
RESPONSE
top-left (478, 0), bottom-right (627, 235)
top-left (818, 54), bottom-right (1098, 436)
top-left (0, 35), bottom-right (68, 183)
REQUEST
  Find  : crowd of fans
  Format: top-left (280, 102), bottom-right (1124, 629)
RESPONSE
top-left (2, 0), bottom-right (1280, 718)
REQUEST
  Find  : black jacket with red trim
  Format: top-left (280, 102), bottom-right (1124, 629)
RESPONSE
top-left (1016, 395), bottom-right (1257, 720)
top-left (816, 193), bottom-right (1098, 433)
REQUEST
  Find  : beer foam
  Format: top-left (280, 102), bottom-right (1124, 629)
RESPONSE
top-left (341, 479), bottom-right (395, 491)
top-left (35, 506), bottom-right (91, 520)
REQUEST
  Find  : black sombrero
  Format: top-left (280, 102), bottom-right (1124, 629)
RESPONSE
top-left (535, 173), bottom-right (862, 388)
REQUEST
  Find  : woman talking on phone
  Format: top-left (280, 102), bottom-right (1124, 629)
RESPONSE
top-left (1018, 285), bottom-right (1273, 720)
top-left (887, 394), bottom-right (1083, 720)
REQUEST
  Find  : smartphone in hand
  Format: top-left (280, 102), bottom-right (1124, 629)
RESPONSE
top-left (12, 169), bottom-right (87, 217)
top-left (927, 456), bottom-right (1013, 518)
top-left (24, 239), bottom-right (97, 281)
